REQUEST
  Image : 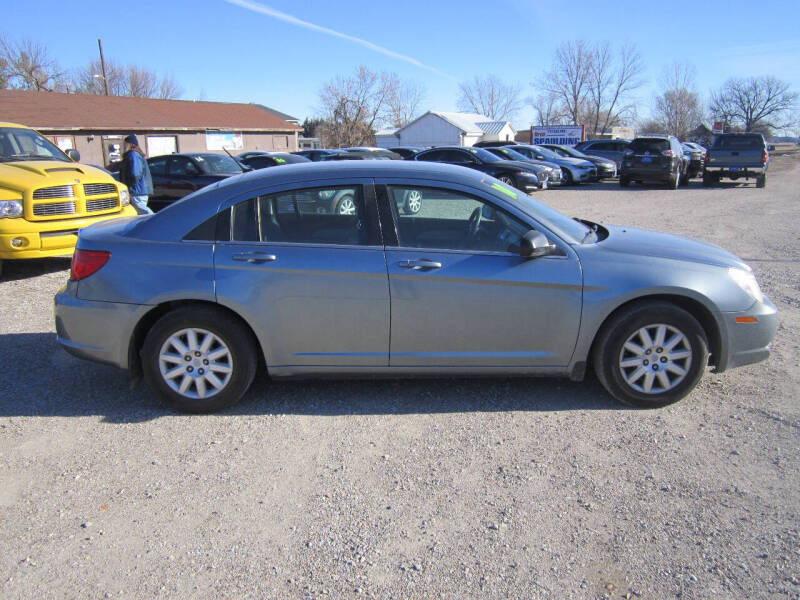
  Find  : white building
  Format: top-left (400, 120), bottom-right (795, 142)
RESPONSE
top-left (375, 111), bottom-right (516, 148)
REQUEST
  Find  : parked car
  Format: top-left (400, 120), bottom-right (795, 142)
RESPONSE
top-left (681, 143), bottom-right (704, 179)
top-left (54, 160), bottom-right (777, 413)
top-left (0, 122), bottom-right (136, 278)
top-left (388, 146), bottom-right (428, 160)
top-left (292, 149), bottom-right (343, 161)
top-left (510, 145), bottom-right (597, 185)
top-left (414, 146), bottom-right (549, 192)
top-left (147, 153), bottom-right (244, 211)
top-left (484, 146), bottom-right (563, 186)
top-left (620, 135), bottom-right (688, 189)
top-left (703, 133), bottom-right (772, 188)
top-left (539, 144), bottom-right (617, 179)
top-left (574, 139), bottom-right (631, 168)
top-left (238, 152), bottom-right (310, 170)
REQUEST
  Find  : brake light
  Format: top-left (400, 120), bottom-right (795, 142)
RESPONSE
top-left (661, 150), bottom-right (674, 157)
top-left (70, 249), bottom-right (111, 281)
top-left (762, 150), bottom-right (768, 164)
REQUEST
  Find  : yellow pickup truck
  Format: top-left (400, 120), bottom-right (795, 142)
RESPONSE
top-left (0, 122), bottom-right (137, 277)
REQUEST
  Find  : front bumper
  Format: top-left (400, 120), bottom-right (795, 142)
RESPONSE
top-left (715, 295), bottom-right (778, 372)
top-left (54, 282), bottom-right (149, 370)
top-left (0, 206), bottom-right (138, 260)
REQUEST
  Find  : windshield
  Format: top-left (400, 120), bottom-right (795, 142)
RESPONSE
top-left (195, 154), bottom-right (242, 174)
top-left (0, 126), bottom-right (70, 163)
top-left (530, 145), bottom-right (561, 160)
top-left (467, 147), bottom-right (504, 163)
top-left (482, 178), bottom-right (591, 244)
top-left (558, 146), bottom-right (589, 159)
top-left (492, 147), bottom-right (529, 161)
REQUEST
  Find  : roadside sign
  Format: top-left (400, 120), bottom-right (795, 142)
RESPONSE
top-left (712, 121), bottom-right (725, 134)
top-left (531, 125), bottom-right (585, 146)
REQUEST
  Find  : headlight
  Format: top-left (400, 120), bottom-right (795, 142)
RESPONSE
top-left (0, 200), bottom-right (23, 218)
top-left (119, 189), bottom-right (130, 206)
top-left (537, 171), bottom-right (548, 182)
top-left (729, 267), bottom-right (763, 303)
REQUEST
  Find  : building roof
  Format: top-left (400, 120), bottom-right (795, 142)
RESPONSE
top-left (476, 121), bottom-right (513, 135)
top-left (251, 103), bottom-right (300, 124)
top-left (375, 128), bottom-right (399, 137)
top-left (0, 89), bottom-right (302, 132)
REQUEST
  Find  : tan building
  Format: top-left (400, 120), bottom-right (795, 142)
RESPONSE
top-left (0, 89), bottom-right (301, 167)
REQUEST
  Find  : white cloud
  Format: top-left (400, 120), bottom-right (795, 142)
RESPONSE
top-left (224, 0), bottom-right (453, 78)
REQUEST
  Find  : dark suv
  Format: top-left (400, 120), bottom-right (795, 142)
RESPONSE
top-left (619, 135), bottom-right (687, 189)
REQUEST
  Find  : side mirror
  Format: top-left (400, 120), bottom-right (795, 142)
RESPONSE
top-left (66, 148), bottom-right (81, 162)
top-left (520, 230), bottom-right (556, 259)
top-left (768, 145), bottom-right (775, 152)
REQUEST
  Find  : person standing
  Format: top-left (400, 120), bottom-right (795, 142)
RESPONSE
top-left (120, 134), bottom-right (153, 215)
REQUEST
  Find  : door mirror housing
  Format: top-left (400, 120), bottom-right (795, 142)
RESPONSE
top-left (66, 148), bottom-right (81, 162)
top-left (520, 230), bottom-right (556, 259)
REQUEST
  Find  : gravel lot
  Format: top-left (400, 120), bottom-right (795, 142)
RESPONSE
top-left (1, 157), bottom-right (798, 599)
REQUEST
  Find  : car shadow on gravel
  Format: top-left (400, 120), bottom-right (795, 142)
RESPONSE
top-left (1, 257), bottom-right (71, 281)
top-left (0, 333), bottom-right (622, 421)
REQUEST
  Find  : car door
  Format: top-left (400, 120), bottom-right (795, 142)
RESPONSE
top-left (376, 180), bottom-right (583, 368)
top-left (146, 155), bottom-right (169, 208)
top-left (213, 179), bottom-right (390, 368)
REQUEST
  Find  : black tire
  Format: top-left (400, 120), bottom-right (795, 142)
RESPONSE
top-left (702, 172), bottom-right (713, 187)
top-left (679, 168), bottom-right (689, 186)
top-left (562, 168), bottom-right (574, 186)
top-left (756, 173), bottom-right (766, 188)
top-left (141, 306), bottom-right (258, 413)
top-left (592, 302), bottom-right (709, 408)
top-left (619, 175), bottom-right (630, 187)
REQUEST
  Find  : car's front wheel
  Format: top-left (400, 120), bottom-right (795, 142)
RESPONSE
top-left (592, 302), bottom-right (709, 408)
top-left (142, 307), bottom-right (258, 413)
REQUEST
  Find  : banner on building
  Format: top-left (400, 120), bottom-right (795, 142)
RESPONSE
top-left (206, 131), bottom-right (243, 150)
top-left (531, 125), bottom-right (585, 146)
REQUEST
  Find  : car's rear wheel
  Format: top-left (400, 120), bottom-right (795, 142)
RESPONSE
top-left (403, 189), bottom-right (423, 214)
top-left (562, 168), bottom-right (573, 185)
top-left (619, 175), bottom-right (630, 187)
top-left (669, 169), bottom-right (680, 189)
top-left (756, 173), bottom-right (767, 188)
top-left (335, 194), bottom-right (357, 215)
top-left (142, 307), bottom-right (258, 413)
top-left (592, 302), bottom-right (709, 408)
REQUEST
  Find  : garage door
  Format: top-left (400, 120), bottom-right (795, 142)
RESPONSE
top-left (147, 136), bottom-right (177, 157)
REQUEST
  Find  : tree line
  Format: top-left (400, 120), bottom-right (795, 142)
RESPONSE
top-left (0, 35), bottom-right (181, 99)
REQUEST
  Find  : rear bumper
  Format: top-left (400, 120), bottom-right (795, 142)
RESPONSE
top-left (54, 283), bottom-right (148, 370)
top-left (705, 166), bottom-right (766, 178)
top-left (715, 296), bottom-right (778, 373)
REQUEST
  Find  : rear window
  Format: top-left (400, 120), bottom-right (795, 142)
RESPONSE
top-left (712, 135), bottom-right (765, 150)
top-left (629, 138), bottom-right (669, 153)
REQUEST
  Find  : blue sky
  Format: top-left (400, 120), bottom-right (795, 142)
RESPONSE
top-left (4, 0), bottom-right (799, 130)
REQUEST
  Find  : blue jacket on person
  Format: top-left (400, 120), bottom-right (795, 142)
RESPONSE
top-left (121, 150), bottom-right (153, 196)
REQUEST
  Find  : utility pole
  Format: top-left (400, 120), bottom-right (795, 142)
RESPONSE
top-left (97, 38), bottom-right (109, 96)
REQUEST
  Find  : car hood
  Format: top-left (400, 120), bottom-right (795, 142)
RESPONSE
top-left (584, 155), bottom-right (615, 167)
top-left (597, 225), bottom-right (750, 270)
top-left (498, 160), bottom-right (546, 173)
top-left (558, 157), bottom-right (595, 168)
top-left (0, 161), bottom-right (113, 192)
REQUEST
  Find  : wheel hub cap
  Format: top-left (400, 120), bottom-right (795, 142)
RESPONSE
top-left (158, 328), bottom-right (233, 400)
top-left (618, 324), bottom-right (692, 394)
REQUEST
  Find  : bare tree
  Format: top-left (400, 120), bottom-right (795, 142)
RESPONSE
top-left (0, 36), bottom-right (67, 91)
top-left (457, 74), bottom-right (522, 120)
top-left (317, 66), bottom-right (395, 147)
top-left (710, 76), bottom-right (798, 132)
top-left (385, 77), bottom-right (425, 128)
top-left (73, 59), bottom-right (182, 99)
top-left (651, 62), bottom-right (703, 139)
top-left (0, 55), bottom-right (9, 89)
top-left (529, 91), bottom-right (568, 126)
top-left (539, 40), bottom-right (593, 125)
top-left (537, 39), bottom-right (643, 131)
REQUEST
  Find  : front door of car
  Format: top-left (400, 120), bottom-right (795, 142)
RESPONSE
top-left (377, 182), bottom-right (583, 368)
top-left (213, 180), bottom-right (390, 368)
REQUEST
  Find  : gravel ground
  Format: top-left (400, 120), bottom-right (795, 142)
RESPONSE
top-left (1, 157), bottom-right (798, 599)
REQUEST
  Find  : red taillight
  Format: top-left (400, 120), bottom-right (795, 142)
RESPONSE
top-left (70, 249), bottom-right (111, 281)
top-left (661, 149), bottom-right (674, 157)
top-left (762, 150), bottom-right (768, 164)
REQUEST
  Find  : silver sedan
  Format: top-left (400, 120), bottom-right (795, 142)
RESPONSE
top-left (54, 161), bottom-right (777, 412)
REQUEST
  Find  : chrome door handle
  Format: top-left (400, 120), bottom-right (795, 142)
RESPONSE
top-left (398, 259), bottom-right (442, 270)
top-left (232, 252), bottom-right (277, 264)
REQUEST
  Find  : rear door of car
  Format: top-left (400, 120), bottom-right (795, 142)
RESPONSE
top-left (375, 178), bottom-right (583, 369)
top-left (213, 178), bottom-right (391, 368)
top-left (166, 156), bottom-right (202, 201)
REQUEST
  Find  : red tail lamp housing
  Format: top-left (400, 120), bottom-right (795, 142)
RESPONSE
top-left (70, 249), bottom-right (111, 281)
